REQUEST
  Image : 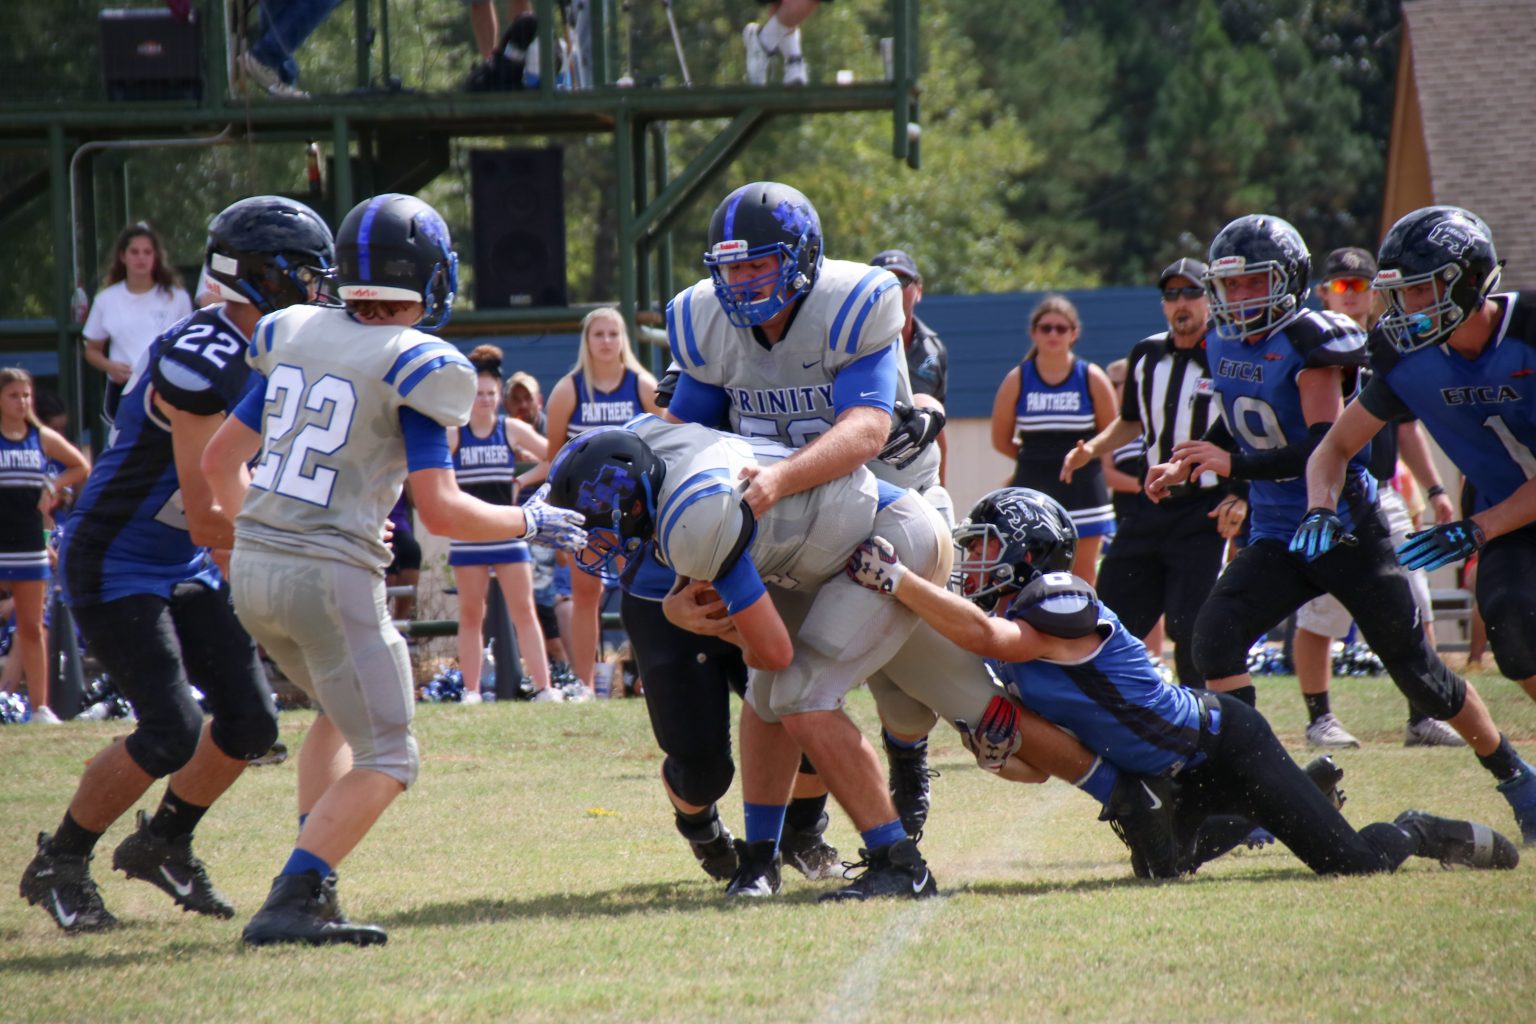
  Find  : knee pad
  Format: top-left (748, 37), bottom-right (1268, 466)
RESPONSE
top-left (797, 754), bottom-right (816, 776)
top-left (124, 700), bottom-right (204, 778)
top-left (208, 699), bottom-right (280, 763)
top-left (352, 733), bottom-right (420, 790)
top-left (1191, 613), bottom-right (1248, 681)
top-left (1480, 588), bottom-right (1536, 681)
top-left (663, 753), bottom-right (735, 809)
top-left (1377, 641), bottom-right (1466, 721)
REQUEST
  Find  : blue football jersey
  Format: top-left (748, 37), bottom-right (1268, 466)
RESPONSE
top-left (1363, 294), bottom-right (1536, 515)
top-left (62, 306), bottom-right (254, 604)
top-left (1205, 309), bottom-right (1375, 541)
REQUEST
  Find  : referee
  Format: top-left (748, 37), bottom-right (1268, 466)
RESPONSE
top-left (1061, 258), bottom-right (1239, 686)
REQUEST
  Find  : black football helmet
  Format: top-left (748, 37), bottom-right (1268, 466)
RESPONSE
top-left (203, 196), bottom-right (334, 315)
top-left (703, 181), bottom-right (824, 328)
top-left (335, 193), bottom-right (459, 331)
top-left (1374, 206), bottom-right (1502, 353)
top-left (546, 426), bottom-right (666, 578)
top-left (952, 487), bottom-right (1077, 611)
top-left (1204, 214), bottom-right (1311, 341)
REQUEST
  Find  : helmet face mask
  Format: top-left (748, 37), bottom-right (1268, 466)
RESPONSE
top-left (1204, 214), bottom-right (1311, 341)
top-left (703, 182), bottom-right (823, 328)
top-left (335, 193), bottom-right (459, 331)
top-left (203, 196), bottom-right (335, 315)
top-left (1374, 206), bottom-right (1501, 354)
top-left (951, 487), bottom-right (1077, 612)
top-left (546, 426), bottom-right (665, 579)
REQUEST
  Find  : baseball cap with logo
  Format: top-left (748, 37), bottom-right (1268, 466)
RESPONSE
top-left (870, 249), bottom-right (921, 283)
top-left (1319, 246), bottom-right (1378, 282)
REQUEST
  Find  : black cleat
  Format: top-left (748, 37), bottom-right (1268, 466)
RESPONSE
top-left (19, 832), bottom-right (118, 934)
top-left (675, 812), bottom-right (739, 882)
top-left (1395, 811), bottom-right (1520, 870)
top-left (723, 839), bottom-right (781, 898)
top-left (819, 837), bottom-right (938, 902)
top-left (1303, 755), bottom-right (1347, 810)
top-left (248, 741), bottom-right (289, 767)
top-left (780, 812), bottom-right (841, 881)
top-left (883, 735), bottom-right (938, 837)
top-left (242, 871), bottom-right (388, 946)
top-left (1101, 774), bottom-right (1181, 878)
top-left (112, 810), bottom-right (235, 918)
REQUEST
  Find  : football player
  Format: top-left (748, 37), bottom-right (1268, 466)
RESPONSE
top-left (547, 420), bottom-right (1110, 900)
top-left (201, 193), bottom-right (586, 946)
top-left (849, 487), bottom-right (1520, 877)
top-left (664, 181), bottom-right (948, 844)
top-left (1145, 214), bottom-right (1536, 842)
top-left (1301, 205), bottom-right (1536, 841)
top-left (20, 196), bottom-right (332, 933)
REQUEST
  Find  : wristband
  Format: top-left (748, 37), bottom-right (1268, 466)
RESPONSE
top-left (1426, 485), bottom-right (1447, 499)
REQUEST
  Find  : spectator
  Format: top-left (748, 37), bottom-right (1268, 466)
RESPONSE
top-left (507, 371), bottom-right (573, 677)
top-left (0, 369), bottom-right (90, 723)
top-left (465, 3), bottom-right (537, 91)
top-left (448, 346), bottom-right (558, 703)
top-left (384, 491), bottom-right (421, 624)
top-left (540, 307), bottom-right (659, 698)
top-left (870, 249), bottom-right (950, 484)
top-left (239, 0), bottom-right (345, 100)
top-left (82, 222), bottom-right (192, 421)
top-left (991, 294), bottom-right (1117, 583)
top-left (1060, 260), bottom-right (1233, 685)
top-left (505, 370), bottom-right (546, 434)
top-left (743, 0), bottom-right (823, 86)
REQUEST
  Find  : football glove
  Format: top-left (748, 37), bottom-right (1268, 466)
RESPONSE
top-left (1396, 519), bottom-right (1486, 571)
top-left (1288, 507), bottom-right (1357, 561)
top-left (522, 487), bottom-right (588, 551)
top-left (846, 536), bottom-right (908, 595)
top-left (956, 695), bottom-right (1024, 773)
top-left (878, 401), bottom-right (946, 471)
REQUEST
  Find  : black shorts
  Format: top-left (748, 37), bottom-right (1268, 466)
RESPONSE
top-left (386, 530), bottom-right (422, 576)
top-left (1474, 525), bottom-right (1536, 680)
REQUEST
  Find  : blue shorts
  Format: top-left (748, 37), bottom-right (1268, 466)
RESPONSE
top-left (0, 551), bottom-right (49, 582)
top-left (449, 539), bottom-right (532, 568)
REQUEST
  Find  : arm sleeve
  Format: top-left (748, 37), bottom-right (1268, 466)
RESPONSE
top-left (400, 407), bottom-right (454, 471)
top-left (231, 374), bottom-right (267, 430)
top-left (1201, 417), bottom-right (1236, 451)
top-left (667, 372), bottom-right (732, 427)
top-left (1228, 421), bottom-right (1333, 481)
top-left (1358, 374), bottom-right (1414, 423)
top-left (1119, 347), bottom-right (1146, 424)
top-left (830, 345), bottom-right (899, 416)
top-left (712, 550), bottom-right (767, 615)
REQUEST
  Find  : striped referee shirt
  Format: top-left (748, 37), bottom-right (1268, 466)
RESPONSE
top-left (1119, 329), bottom-right (1224, 491)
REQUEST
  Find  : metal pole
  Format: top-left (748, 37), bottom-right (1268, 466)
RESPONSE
top-left (614, 107), bottom-right (637, 336)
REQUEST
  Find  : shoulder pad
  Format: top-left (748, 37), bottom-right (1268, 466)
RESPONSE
top-left (1288, 310), bottom-right (1367, 369)
top-left (1365, 326), bottom-right (1403, 376)
top-left (153, 312), bottom-right (251, 416)
top-left (655, 476), bottom-right (753, 582)
top-left (387, 333), bottom-right (476, 428)
top-left (664, 280), bottom-right (721, 377)
top-left (1500, 293), bottom-right (1536, 350)
top-left (1005, 571), bottom-right (1103, 639)
top-left (824, 261), bottom-right (903, 361)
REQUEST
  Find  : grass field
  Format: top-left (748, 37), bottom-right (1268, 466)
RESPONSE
top-left (3, 670), bottom-right (1534, 1023)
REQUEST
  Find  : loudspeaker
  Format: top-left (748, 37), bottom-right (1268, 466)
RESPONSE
top-left (99, 9), bottom-right (203, 101)
top-left (470, 148), bottom-right (568, 308)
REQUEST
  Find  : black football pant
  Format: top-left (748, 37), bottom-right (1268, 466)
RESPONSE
top-left (1474, 526), bottom-right (1536, 681)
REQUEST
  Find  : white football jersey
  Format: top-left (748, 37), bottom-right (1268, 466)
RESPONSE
top-left (632, 415), bottom-right (881, 591)
top-left (236, 305), bottom-right (475, 572)
top-left (664, 258), bottom-right (940, 491)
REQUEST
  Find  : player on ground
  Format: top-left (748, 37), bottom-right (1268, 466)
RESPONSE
top-left (19, 196), bottom-right (332, 933)
top-left (201, 193), bottom-right (587, 946)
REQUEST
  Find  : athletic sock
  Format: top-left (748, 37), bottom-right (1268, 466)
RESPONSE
top-left (1406, 712), bottom-right (1429, 726)
top-left (674, 804), bottom-right (718, 831)
top-left (778, 26), bottom-right (803, 60)
top-left (883, 730), bottom-right (927, 751)
top-left (785, 792), bottom-right (828, 833)
top-left (1303, 691), bottom-right (1331, 723)
top-left (758, 14), bottom-right (789, 53)
top-left (147, 788), bottom-right (210, 840)
top-left (743, 802), bottom-right (787, 851)
top-left (1478, 735), bottom-right (1525, 783)
top-left (48, 812), bottom-right (103, 858)
top-left (280, 846), bottom-right (333, 878)
top-left (1073, 756), bottom-right (1119, 807)
top-left (1229, 685), bottom-right (1258, 708)
top-left (860, 818), bottom-right (907, 852)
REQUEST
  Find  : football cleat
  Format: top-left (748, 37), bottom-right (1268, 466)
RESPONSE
top-left (675, 812), bottom-right (738, 882)
top-left (248, 741), bottom-right (290, 767)
top-left (242, 871), bottom-right (387, 947)
top-left (818, 838), bottom-right (937, 902)
top-left (782, 54), bottom-right (807, 87)
top-left (883, 735), bottom-right (938, 838)
top-left (1395, 811), bottom-right (1519, 870)
top-left (780, 812), bottom-right (841, 881)
top-left (1303, 755), bottom-right (1347, 810)
top-left (112, 810), bottom-right (234, 918)
top-left (741, 23), bottom-right (771, 85)
top-left (19, 833), bottom-right (118, 933)
top-left (1101, 774), bottom-right (1181, 878)
top-left (1404, 718), bottom-right (1467, 748)
top-left (724, 839), bottom-right (781, 898)
top-left (1305, 713), bottom-right (1360, 749)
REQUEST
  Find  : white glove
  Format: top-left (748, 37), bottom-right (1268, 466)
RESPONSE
top-left (845, 536), bottom-right (908, 595)
top-left (522, 492), bottom-right (588, 551)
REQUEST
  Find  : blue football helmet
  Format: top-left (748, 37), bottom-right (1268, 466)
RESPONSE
top-left (203, 196), bottom-right (334, 315)
top-left (335, 193), bottom-right (459, 331)
top-left (1204, 214), bottom-right (1311, 341)
top-left (1374, 206), bottom-right (1502, 353)
top-left (546, 426), bottom-right (665, 579)
top-left (703, 181), bottom-right (824, 328)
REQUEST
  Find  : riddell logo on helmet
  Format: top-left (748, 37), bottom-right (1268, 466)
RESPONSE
top-left (1210, 256), bottom-right (1246, 272)
top-left (349, 287), bottom-right (382, 297)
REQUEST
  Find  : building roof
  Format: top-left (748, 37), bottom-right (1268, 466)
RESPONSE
top-left (1403, 0), bottom-right (1536, 290)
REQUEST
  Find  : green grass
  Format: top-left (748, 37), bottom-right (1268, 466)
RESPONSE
top-left (3, 671), bottom-right (1534, 1023)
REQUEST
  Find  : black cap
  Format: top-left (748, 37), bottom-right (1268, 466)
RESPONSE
top-left (870, 249), bottom-right (921, 282)
top-left (1318, 246), bottom-right (1377, 282)
top-left (1158, 257), bottom-right (1208, 289)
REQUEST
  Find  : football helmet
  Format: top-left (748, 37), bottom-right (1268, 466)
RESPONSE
top-left (1374, 206), bottom-right (1502, 353)
top-left (703, 181), bottom-right (824, 328)
top-left (546, 426), bottom-right (666, 578)
top-left (1204, 214), bottom-right (1311, 340)
top-left (203, 196), bottom-right (334, 314)
top-left (335, 193), bottom-right (459, 331)
top-left (953, 487), bottom-right (1077, 611)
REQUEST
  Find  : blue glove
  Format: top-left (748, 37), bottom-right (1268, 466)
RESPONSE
top-left (1289, 507), bottom-right (1357, 561)
top-left (1397, 520), bottom-right (1486, 571)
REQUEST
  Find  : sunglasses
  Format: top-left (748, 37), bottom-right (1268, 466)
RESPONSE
top-left (1161, 286), bottom-right (1205, 301)
top-left (1033, 321), bottom-right (1075, 335)
top-left (1326, 278), bottom-right (1371, 294)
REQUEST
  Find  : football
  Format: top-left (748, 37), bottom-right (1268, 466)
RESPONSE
top-left (694, 583), bottom-right (729, 620)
